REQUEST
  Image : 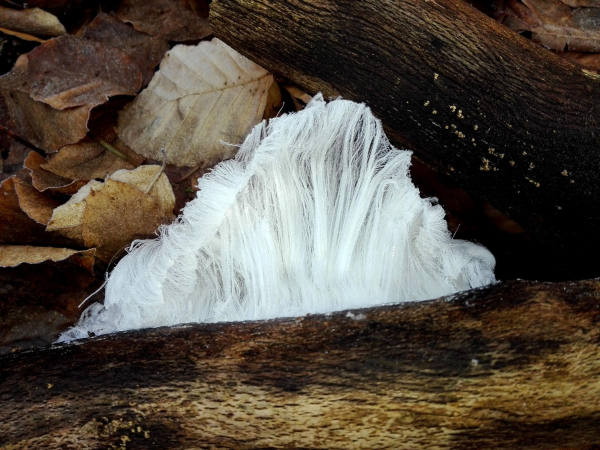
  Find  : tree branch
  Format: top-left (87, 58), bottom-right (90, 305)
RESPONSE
top-left (2, 280), bottom-right (600, 448)
top-left (210, 0), bottom-right (600, 277)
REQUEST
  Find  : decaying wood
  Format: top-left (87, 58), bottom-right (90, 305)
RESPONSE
top-left (210, 0), bottom-right (600, 278)
top-left (1, 279), bottom-right (599, 449)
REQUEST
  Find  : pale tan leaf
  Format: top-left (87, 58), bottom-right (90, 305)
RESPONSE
top-left (109, 165), bottom-right (175, 218)
top-left (0, 6), bottom-right (66, 37)
top-left (47, 166), bottom-right (175, 262)
top-left (46, 180), bottom-right (103, 233)
top-left (263, 81), bottom-right (283, 120)
top-left (118, 38), bottom-right (274, 167)
top-left (0, 246), bottom-right (92, 268)
top-left (81, 180), bottom-right (171, 262)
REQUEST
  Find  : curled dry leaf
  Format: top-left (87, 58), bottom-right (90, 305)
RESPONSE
top-left (262, 81), bottom-right (283, 120)
top-left (558, 51), bottom-right (600, 70)
top-left (81, 180), bottom-right (172, 262)
top-left (115, 0), bottom-right (212, 42)
top-left (0, 34), bottom-right (142, 110)
top-left (0, 176), bottom-right (76, 246)
top-left (41, 141), bottom-right (136, 181)
top-left (47, 165), bottom-right (175, 262)
top-left (83, 13), bottom-right (169, 88)
top-left (12, 176), bottom-right (60, 225)
top-left (0, 246), bottom-right (97, 354)
top-left (282, 85), bottom-right (313, 112)
top-left (0, 6), bottom-right (66, 37)
top-left (497, 0), bottom-right (600, 52)
top-left (24, 151), bottom-right (87, 194)
top-left (118, 39), bottom-right (274, 167)
top-left (0, 90), bottom-right (91, 151)
top-left (0, 245), bottom-right (93, 269)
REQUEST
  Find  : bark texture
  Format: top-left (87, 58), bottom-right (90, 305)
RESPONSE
top-left (210, 0), bottom-right (600, 277)
top-left (1, 279), bottom-right (600, 449)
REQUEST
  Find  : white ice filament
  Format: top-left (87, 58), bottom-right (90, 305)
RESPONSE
top-left (59, 95), bottom-right (495, 341)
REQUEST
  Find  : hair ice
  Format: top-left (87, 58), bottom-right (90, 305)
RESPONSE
top-left (59, 94), bottom-right (495, 342)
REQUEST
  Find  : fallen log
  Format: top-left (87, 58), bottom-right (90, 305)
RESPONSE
top-left (210, 0), bottom-right (600, 278)
top-left (1, 279), bottom-right (600, 449)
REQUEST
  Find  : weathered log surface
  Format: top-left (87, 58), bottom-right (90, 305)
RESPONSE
top-left (210, 0), bottom-right (600, 278)
top-left (1, 279), bottom-right (600, 449)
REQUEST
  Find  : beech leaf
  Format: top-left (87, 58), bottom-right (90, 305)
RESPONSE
top-left (0, 6), bottom-right (66, 37)
top-left (83, 13), bottom-right (169, 88)
top-left (24, 151), bottom-right (87, 194)
top-left (47, 165), bottom-right (175, 262)
top-left (0, 90), bottom-right (91, 152)
top-left (41, 141), bottom-right (136, 181)
top-left (0, 246), bottom-right (97, 354)
top-left (0, 35), bottom-right (142, 110)
top-left (0, 176), bottom-right (76, 246)
top-left (115, 0), bottom-right (212, 42)
top-left (118, 39), bottom-right (274, 167)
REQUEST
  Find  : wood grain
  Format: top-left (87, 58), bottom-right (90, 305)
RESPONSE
top-left (210, 0), bottom-right (600, 278)
top-left (1, 279), bottom-right (600, 449)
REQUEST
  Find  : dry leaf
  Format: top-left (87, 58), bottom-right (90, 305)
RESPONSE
top-left (0, 34), bottom-right (142, 110)
top-left (0, 90), bottom-right (91, 151)
top-left (497, 0), bottom-right (600, 52)
top-left (115, 0), bottom-right (212, 42)
top-left (282, 85), bottom-right (313, 112)
top-left (82, 179), bottom-right (171, 262)
top-left (0, 245), bottom-right (92, 268)
top-left (12, 176), bottom-right (60, 225)
top-left (263, 81), bottom-right (283, 120)
top-left (560, 0), bottom-right (600, 6)
top-left (118, 39), bottom-right (274, 167)
top-left (83, 13), bottom-right (169, 88)
top-left (47, 165), bottom-right (175, 262)
top-left (558, 51), bottom-right (600, 70)
top-left (41, 141), bottom-right (136, 181)
top-left (24, 151), bottom-right (87, 194)
top-left (0, 176), bottom-right (75, 246)
top-left (0, 246), bottom-right (97, 354)
top-left (109, 165), bottom-right (176, 217)
top-left (0, 6), bottom-right (66, 37)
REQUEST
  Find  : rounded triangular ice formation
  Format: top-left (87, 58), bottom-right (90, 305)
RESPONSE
top-left (59, 94), bottom-right (495, 342)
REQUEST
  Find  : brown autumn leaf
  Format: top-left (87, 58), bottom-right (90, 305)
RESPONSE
top-left (558, 51), bottom-right (600, 70)
top-left (282, 85), bottom-right (313, 112)
top-left (560, 0), bottom-right (600, 6)
top-left (24, 151), bottom-right (87, 194)
top-left (12, 176), bottom-right (61, 225)
top-left (0, 246), bottom-right (98, 354)
top-left (263, 81), bottom-right (283, 120)
top-left (47, 165), bottom-right (175, 262)
top-left (81, 180), bottom-right (171, 262)
top-left (497, 0), bottom-right (600, 52)
top-left (118, 39), bottom-right (274, 167)
top-left (0, 90), bottom-right (91, 151)
top-left (0, 176), bottom-right (76, 246)
top-left (0, 137), bottom-right (30, 183)
top-left (0, 34), bottom-right (142, 110)
top-left (0, 6), bottom-right (66, 37)
top-left (83, 13), bottom-right (169, 88)
top-left (41, 141), bottom-right (136, 181)
top-left (115, 0), bottom-right (212, 42)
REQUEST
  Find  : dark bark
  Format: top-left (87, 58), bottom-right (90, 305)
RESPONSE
top-left (1, 279), bottom-right (600, 449)
top-left (210, 0), bottom-right (600, 278)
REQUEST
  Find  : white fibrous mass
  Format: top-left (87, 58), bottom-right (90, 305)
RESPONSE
top-left (59, 95), bottom-right (496, 341)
